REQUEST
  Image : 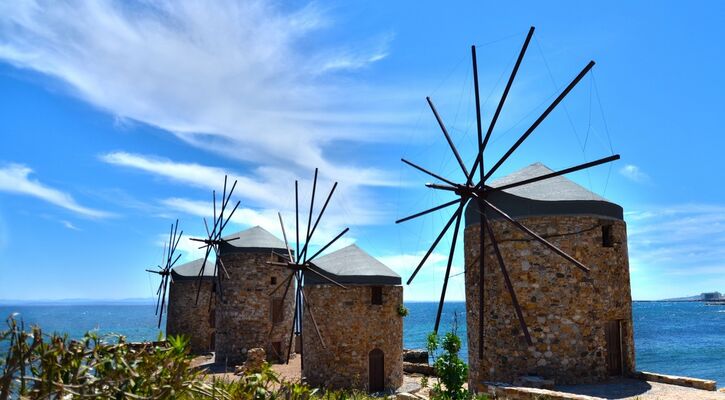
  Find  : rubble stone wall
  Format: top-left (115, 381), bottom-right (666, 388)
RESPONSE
top-left (464, 216), bottom-right (634, 388)
top-left (166, 279), bottom-right (215, 354)
top-left (302, 285), bottom-right (404, 391)
top-left (215, 251), bottom-right (295, 365)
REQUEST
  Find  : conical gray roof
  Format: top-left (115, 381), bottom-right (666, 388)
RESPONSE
top-left (307, 244), bottom-right (401, 285)
top-left (170, 258), bottom-right (215, 281)
top-left (220, 225), bottom-right (287, 254)
top-left (465, 162), bottom-right (623, 226)
top-left (489, 162), bottom-right (608, 202)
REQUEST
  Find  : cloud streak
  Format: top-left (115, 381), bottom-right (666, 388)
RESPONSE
top-left (0, 0), bottom-right (413, 184)
top-left (619, 164), bottom-right (649, 183)
top-left (0, 163), bottom-right (110, 218)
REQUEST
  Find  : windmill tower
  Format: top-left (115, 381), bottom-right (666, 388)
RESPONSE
top-left (302, 244), bottom-right (404, 392)
top-left (189, 176), bottom-right (295, 365)
top-left (464, 163), bottom-right (633, 386)
top-left (397, 27), bottom-right (632, 389)
top-left (165, 258), bottom-right (216, 354)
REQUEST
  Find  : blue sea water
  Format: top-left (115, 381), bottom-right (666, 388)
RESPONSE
top-left (1, 302), bottom-right (724, 385)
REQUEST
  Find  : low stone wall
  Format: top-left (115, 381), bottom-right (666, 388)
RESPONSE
top-left (481, 383), bottom-right (601, 400)
top-left (635, 371), bottom-right (717, 391)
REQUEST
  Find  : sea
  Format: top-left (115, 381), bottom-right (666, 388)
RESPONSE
top-left (1, 301), bottom-right (723, 386)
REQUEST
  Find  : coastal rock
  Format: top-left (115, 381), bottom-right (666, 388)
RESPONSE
top-left (403, 362), bottom-right (436, 376)
top-left (403, 349), bottom-right (429, 364)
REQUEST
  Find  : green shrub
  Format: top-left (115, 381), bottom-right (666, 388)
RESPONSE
top-left (426, 312), bottom-right (470, 400)
top-left (0, 314), bottom-right (215, 398)
top-left (397, 304), bottom-right (409, 317)
top-left (0, 314), bottom-right (393, 400)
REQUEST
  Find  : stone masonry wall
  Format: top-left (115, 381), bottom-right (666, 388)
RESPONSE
top-left (464, 216), bottom-right (634, 388)
top-left (302, 285), bottom-right (404, 391)
top-left (215, 251), bottom-right (295, 365)
top-left (166, 279), bottom-right (215, 354)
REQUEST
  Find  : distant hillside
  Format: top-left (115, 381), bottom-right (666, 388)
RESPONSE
top-left (0, 298), bottom-right (155, 306)
top-left (659, 291), bottom-right (723, 302)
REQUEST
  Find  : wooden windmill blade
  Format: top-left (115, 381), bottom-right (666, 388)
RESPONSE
top-left (188, 175), bottom-right (241, 305)
top-left (268, 168), bottom-right (350, 364)
top-left (397, 27), bottom-right (623, 355)
top-left (146, 219), bottom-right (183, 329)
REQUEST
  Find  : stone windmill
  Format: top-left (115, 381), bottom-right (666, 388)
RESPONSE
top-left (397, 26), bottom-right (626, 384)
top-left (267, 168), bottom-right (350, 367)
top-left (146, 219), bottom-right (183, 329)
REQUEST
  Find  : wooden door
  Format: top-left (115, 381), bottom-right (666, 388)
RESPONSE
top-left (368, 349), bottom-right (384, 392)
top-left (604, 320), bottom-right (622, 376)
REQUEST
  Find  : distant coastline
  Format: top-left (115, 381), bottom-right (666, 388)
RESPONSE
top-left (0, 298), bottom-right (156, 306)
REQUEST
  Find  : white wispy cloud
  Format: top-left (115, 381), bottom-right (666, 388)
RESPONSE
top-left (619, 164), bottom-right (650, 183)
top-left (102, 151), bottom-right (389, 227)
top-left (0, 1), bottom-right (414, 185)
top-left (0, 164), bottom-right (110, 218)
top-left (60, 220), bottom-right (81, 231)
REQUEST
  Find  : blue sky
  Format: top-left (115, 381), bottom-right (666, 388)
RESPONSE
top-left (0, 0), bottom-right (724, 302)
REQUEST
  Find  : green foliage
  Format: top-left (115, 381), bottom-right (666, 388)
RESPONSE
top-left (0, 314), bottom-right (217, 398)
top-left (397, 304), bottom-right (409, 317)
top-left (426, 321), bottom-right (469, 400)
top-left (420, 375), bottom-right (429, 388)
top-left (0, 314), bottom-right (390, 400)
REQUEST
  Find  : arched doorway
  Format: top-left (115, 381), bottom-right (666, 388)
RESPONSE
top-left (368, 348), bottom-right (384, 392)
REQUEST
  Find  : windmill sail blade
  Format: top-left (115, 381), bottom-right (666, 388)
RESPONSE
top-left (195, 245), bottom-right (215, 304)
top-left (303, 169), bottom-right (319, 263)
top-left (158, 274), bottom-right (169, 329)
top-left (477, 200), bottom-right (486, 359)
top-left (269, 272), bottom-right (294, 297)
top-left (471, 44), bottom-right (484, 186)
top-left (301, 287), bottom-right (326, 349)
top-left (402, 159), bottom-right (459, 187)
top-left (425, 183), bottom-right (458, 192)
top-left (426, 97), bottom-right (469, 178)
top-left (216, 256), bottom-right (230, 280)
top-left (299, 182), bottom-right (338, 261)
top-left (469, 27), bottom-right (536, 186)
top-left (406, 202), bottom-right (465, 285)
top-left (306, 227), bottom-right (350, 263)
top-left (168, 253), bottom-right (183, 270)
top-left (484, 61), bottom-right (595, 182)
top-left (295, 181), bottom-right (300, 260)
top-left (434, 210), bottom-right (463, 333)
top-left (485, 154), bottom-right (620, 193)
top-left (396, 199), bottom-right (459, 224)
top-left (218, 200), bottom-right (240, 235)
top-left (483, 200), bottom-right (590, 273)
top-left (155, 279), bottom-right (164, 315)
top-left (278, 212), bottom-right (294, 262)
top-left (286, 274), bottom-right (301, 364)
top-left (483, 216), bottom-right (532, 345)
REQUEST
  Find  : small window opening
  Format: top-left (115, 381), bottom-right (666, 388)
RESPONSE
top-left (602, 225), bottom-right (614, 248)
top-left (271, 276), bottom-right (277, 285)
top-left (371, 286), bottom-right (383, 305)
